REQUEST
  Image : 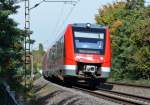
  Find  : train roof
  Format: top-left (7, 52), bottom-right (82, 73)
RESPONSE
top-left (71, 23), bottom-right (106, 29)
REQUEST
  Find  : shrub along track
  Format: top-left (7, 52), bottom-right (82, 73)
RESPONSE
top-left (72, 86), bottom-right (150, 105)
top-left (106, 82), bottom-right (150, 89)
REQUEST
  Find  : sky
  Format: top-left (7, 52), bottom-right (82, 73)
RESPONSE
top-left (11, 0), bottom-right (149, 50)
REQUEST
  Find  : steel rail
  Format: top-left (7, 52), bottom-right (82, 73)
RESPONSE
top-left (97, 88), bottom-right (150, 104)
top-left (72, 86), bottom-right (150, 105)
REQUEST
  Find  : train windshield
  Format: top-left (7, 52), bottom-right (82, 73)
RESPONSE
top-left (74, 32), bottom-right (105, 54)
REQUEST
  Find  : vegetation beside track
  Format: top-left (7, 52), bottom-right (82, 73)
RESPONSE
top-left (96, 0), bottom-right (150, 81)
top-left (0, 0), bottom-right (37, 104)
top-left (32, 43), bottom-right (45, 74)
top-left (107, 78), bottom-right (150, 87)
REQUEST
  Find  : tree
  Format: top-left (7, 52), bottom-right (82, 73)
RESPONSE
top-left (126, 0), bottom-right (144, 9)
top-left (0, 0), bottom-right (25, 82)
top-left (32, 43), bottom-right (45, 72)
top-left (39, 43), bottom-right (44, 55)
top-left (95, 1), bottom-right (150, 80)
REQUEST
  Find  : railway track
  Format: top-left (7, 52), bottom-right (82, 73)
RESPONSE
top-left (106, 82), bottom-right (150, 89)
top-left (72, 86), bottom-right (150, 105)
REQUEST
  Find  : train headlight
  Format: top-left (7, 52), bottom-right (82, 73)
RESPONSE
top-left (86, 65), bottom-right (95, 73)
top-left (86, 23), bottom-right (91, 28)
top-left (100, 57), bottom-right (104, 60)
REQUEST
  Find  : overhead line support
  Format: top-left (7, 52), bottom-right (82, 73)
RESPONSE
top-left (23, 0), bottom-right (78, 89)
top-left (24, 0), bottom-right (31, 89)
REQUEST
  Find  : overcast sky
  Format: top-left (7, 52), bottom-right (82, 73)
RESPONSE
top-left (11, 0), bottom-right (149, 50)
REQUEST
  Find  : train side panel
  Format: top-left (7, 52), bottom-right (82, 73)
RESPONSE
top-left (64, 25), bottom-right (77, 76)
top-left (42, 36), bottom-right (65, 79)
top-left (101, 27), bottom-right (111, 78)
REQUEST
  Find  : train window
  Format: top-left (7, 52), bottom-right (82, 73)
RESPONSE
top-left (74, 32), bottom-right (104, 39)
top-left (75, 39), bottom-right (103, 50)
top-left (73, 31), bottom-right (105, 54)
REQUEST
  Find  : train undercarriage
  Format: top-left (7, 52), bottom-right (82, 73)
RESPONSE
top-left (63, 63), bottom-right (107, 89)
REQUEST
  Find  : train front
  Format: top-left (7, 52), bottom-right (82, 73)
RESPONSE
top-left (64, 23), bottom-right (111, 86)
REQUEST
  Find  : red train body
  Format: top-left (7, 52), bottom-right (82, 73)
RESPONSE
top-left (42, 23), bottom-right (111, 87)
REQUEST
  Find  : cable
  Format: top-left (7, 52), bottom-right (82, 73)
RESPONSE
top-left (32, 0), bottom-right (79, 50)
top-left (48, 1), bottom-right (78, 48)
top-left (55, 4), bottom-right (76, 38)
top-left (48, 5), bottom-right (75, 47)
top-left (30, 0), bottom-right (44, 10)
top-left (52, 3), bottom-right (65, 36)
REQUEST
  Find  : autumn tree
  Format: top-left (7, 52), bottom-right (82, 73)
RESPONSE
top-left (39, 43), bottom-right (45, 56)
top-left (32, 43), bottom-right (45, 73)
top-left (95, 0), bottom-right (150, 80)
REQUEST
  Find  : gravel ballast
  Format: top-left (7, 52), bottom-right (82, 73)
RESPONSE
top-left (107, 84), bottom-right (150, 98)
top-left (34, 77), bottom-right (121, 105)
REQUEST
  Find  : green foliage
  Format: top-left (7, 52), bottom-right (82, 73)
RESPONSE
top-left (0, 0), bottom-right (25, 81)
top-left (126, 0), bottom-right (144, 10)
top-left (95, 1), bottom-right (150, 80)
top-left (39, 43), bottom-right (44, 56)
top-left (32, 43), bottom-right (45, 73)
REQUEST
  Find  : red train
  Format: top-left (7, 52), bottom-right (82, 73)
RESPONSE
top-left (42, 23), bottom-right (111, 88)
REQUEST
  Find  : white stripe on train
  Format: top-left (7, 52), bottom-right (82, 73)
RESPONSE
top-left (101, 67), bottom-right (110, 72)
top-left (64, 65), bottom-right (77, 70)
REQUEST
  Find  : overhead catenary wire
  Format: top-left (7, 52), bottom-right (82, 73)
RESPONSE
top-left (52, 3), bottom-right (65, 36)
top-left (48, 0), bottom-right (79, 49)
top-left (54, 0), bottom-right (80, 37)
top-left (43, 0), bottom-right (77, 4)
top-left (49, 4), bottom-right (76, 48)
top-left (29, 0), bottom-right (79, 50)
top-left (29, 0), bottom-right (78, 10)
top-left (29, 0), bottom-right (44, 10)
top-left (55, 3), bottom-right (77, 39)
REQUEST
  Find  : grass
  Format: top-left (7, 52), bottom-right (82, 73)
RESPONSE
top-left (107, 78), bottom-right (150, 86)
